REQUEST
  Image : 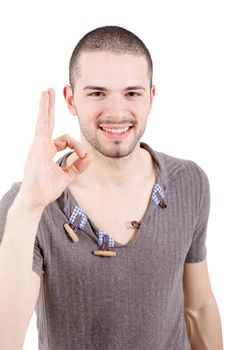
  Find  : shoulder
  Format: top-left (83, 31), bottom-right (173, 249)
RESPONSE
top-left (156, 149), bottom-right (209, 186)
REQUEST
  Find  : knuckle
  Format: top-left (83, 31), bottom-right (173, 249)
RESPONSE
top-left (54, 134), bottom-right (68, 141)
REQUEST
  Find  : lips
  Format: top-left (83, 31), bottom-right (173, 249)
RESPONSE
top-left (99, 124), bottom-right (133, 129)
top-left (99, 125), bottom-right (133, 139)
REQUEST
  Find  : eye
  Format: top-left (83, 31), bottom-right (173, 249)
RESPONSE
top-left (126, 91), bottom-right (141, 97)
top-left (88, 91), bottom-right (105, 97)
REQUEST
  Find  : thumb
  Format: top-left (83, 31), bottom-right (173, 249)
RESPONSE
top-left (63, 152), bottom-right (94, 182)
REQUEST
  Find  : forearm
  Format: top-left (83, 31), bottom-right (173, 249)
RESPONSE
top-left (0, 194), bottom-right (44, 349)
top-left (184, 297), bottom-right (224, 350)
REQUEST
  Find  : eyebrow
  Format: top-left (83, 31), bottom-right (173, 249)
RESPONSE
top-left (83, 85), bottom-right (146, 91)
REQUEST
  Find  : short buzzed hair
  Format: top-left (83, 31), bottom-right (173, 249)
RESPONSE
top-left (69, 25), bottom-right (153, 90)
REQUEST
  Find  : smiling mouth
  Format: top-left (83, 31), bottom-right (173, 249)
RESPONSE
top-left (99, 125), bottom-right (133, 133)
top-left (98, 125), bottom-right (134, 139)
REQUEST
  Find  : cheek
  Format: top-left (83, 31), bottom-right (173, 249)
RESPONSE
top-left (133, 100), bottom-right (150, 117)
top-left (77, 102), bottom-right (100, 120)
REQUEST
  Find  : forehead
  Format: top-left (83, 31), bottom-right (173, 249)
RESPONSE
top-left (76, 51), bottom-right (149, 87)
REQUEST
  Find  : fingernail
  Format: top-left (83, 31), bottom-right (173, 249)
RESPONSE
top-left (80, 151), bottom-right (86, 158)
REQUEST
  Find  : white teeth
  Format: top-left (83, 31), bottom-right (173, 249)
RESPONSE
top-left (101, 127), bottom-right (130, 134)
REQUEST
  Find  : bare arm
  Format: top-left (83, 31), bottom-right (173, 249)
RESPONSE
top-left (183, 259), bottom-right (224, 350)
top-left (0, 88), bottom-right (93, 349)
top-left (184, 297), bottom-right (223, 350)
top-left (0, 198), bottom-right (43, 350)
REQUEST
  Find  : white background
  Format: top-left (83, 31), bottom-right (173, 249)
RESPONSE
top-left (0, 0), bottom-right (232, 348)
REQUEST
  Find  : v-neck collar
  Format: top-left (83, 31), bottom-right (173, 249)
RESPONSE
top-left (56, 142), bottom-right (169, 247)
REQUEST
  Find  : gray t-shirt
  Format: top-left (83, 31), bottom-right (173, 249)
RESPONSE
top-left (0, 141), bottom-right (210, 350)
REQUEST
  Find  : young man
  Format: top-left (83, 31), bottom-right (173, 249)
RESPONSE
top-left (0, 26), bottom-right (223, 349)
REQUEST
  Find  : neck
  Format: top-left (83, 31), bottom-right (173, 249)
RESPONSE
top-left (65, 142), bottom-right (155, 191)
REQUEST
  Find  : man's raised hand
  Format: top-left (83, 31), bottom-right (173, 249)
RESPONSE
top-left (18, 88), bottom-right (93, 211)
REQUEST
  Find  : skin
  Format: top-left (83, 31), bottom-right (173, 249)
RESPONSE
top-left (17, 88), bottom-right (93, 211)
top-left (63, 51), bottom-right (156, 191)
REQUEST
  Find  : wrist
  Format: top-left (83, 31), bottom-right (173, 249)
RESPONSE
top-left (10, 192), bottom-right (46, 216)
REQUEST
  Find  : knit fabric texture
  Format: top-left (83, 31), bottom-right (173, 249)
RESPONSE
top-left (0, 142), bottom-right (210, 350)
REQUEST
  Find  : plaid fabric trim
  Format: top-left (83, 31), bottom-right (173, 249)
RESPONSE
top-left (98, 229), bottom-right (115, 248)
top-left (69, 206), bottom-right (88, 229)
top-left (152, 183), bottom-right (166, 205)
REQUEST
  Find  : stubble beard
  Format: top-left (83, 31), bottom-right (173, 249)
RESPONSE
top-left (78, 121), bottom-right (147, 159)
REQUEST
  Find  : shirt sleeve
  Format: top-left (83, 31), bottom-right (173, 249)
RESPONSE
top-left (185, 162), bottom-right (211, 263)
top-left (0, 182), bottom-right (45, 277)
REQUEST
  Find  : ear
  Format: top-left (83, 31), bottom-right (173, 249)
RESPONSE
top-left (63, 85), bottom-right (78, 116)
top-left (149, 84), bottom-right (156, 112)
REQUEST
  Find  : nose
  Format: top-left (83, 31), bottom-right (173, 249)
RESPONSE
top-left (103, 94), bottom-right (129, 121)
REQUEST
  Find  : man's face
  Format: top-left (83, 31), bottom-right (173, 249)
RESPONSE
top-left (65, 51), bottom-right (156, 159)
